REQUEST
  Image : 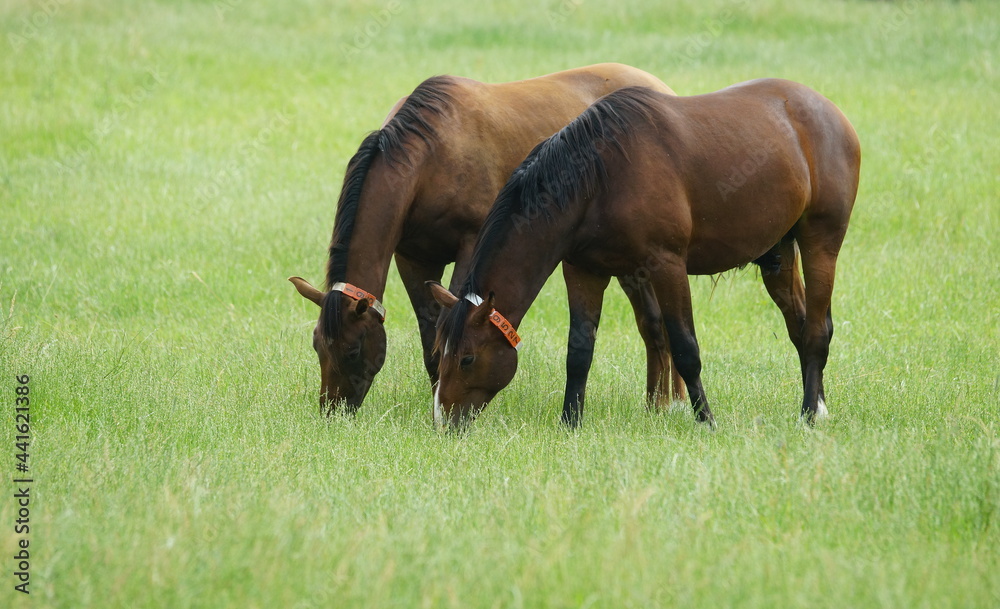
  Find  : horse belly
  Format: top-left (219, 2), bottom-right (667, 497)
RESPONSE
top-left (684, 150), bottom-right (810, 274)
top-left (684, 196), bottom-right (803, 274)
top-left (685, 227), bottom-right (790, 275)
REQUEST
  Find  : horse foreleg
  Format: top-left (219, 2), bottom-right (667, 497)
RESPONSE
top-left (561, 263), bottom-right (611, 428)
top-left (395, 253), bottom-right (446, 385)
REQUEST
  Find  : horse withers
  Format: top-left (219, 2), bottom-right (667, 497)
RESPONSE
top-left (430, 79), bottom-right (861, 429)
top-left (289, 64), bottom-right (685, 416)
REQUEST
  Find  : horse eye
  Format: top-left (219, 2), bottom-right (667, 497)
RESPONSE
top-left (460, 355), bottom-right (475, 369)
top-left (346, 333), bottom-right (365, 362)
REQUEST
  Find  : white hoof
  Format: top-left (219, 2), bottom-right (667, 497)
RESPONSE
top-left (799, 398), bottom-right (829, 425)
top-left (815, 397), bottom-right (829, 419)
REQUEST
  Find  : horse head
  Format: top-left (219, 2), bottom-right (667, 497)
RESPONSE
top-left (428, 282), bottom-right (520, 430)
top-left (289, 276), bottom-right (387, 415)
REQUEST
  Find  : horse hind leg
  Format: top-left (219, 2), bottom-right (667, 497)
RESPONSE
top-left (756, 237), bottom-right (808, 398)
top-left (757, 236), bottom-right (805, 347)
top-left (795, 224), bottom-right (846, 424)
top-left (620, 278), bottom-right (687, 411)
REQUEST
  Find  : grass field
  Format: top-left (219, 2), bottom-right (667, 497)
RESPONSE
top-left (2, 0), bottom-right (998, 606)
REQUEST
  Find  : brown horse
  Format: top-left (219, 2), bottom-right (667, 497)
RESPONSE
top-left (430, 79), bottom-right (861, 429)
top-left (289, 64), bottom-right (685, 417)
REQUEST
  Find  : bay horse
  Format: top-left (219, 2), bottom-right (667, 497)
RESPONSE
top-left (289, 64), bottom-right (685, 416)
top-left (429, 79), bottom-right (861, 429)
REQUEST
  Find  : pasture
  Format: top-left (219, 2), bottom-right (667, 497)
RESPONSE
top-left (1, 0), bottom-right (998, 607)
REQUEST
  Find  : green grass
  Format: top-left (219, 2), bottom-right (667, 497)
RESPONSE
top-left (2, 0), bottom-right (998, 606)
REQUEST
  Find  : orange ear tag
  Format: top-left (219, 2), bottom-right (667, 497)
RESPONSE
top-left (464, 293), bottom-right (523, 351)
top-left (331, 282), bottom-right (386, 320)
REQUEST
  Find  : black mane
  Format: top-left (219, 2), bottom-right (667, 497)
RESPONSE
top-left (436, 86), bottom-right (662, 354)
top-left (322, 76), bottom-right (455, 337)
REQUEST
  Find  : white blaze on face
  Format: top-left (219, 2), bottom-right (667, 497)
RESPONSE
top-left (434, 341), bottom-right (451, 427)
top-left (433, 340), bottom-right (449, 427)
top-left (433, 383), bottom-right (443, 428)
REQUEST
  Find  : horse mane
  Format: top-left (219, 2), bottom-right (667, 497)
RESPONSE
top-left (436, 86), bottom-right (662, 355)
top-left (322, 75), bottom-right (455, 337)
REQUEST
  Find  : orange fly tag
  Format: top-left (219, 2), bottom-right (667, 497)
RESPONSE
top-left (464, 293), bottom-right (523, 351)
top-left (488, 309), bottom-right (523, 351)
top-left (330, 282), bottom-right (386, 320)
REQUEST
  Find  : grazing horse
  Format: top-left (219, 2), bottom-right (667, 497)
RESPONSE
top-left (289, 64), bottom-right (685, 415)
top-left (429, 79), bottom-right (861, 429)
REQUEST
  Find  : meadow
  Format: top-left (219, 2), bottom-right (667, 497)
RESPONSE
top-left (1, 0), bottom-right (998, 606)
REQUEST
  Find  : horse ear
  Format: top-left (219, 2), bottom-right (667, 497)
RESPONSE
top-left (353, 297), bottom-right (370, 317)
top-left (471, 292), bottom-right (495, 326)
top-left (426, 281), bottom-right (459, 309)
top-left (289, 276), bottom-right (323, 307)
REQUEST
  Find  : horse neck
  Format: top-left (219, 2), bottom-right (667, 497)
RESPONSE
top-left (474, 204), bottom-right (583, 328)
top-left (340, 154), bottom-right (421, 298)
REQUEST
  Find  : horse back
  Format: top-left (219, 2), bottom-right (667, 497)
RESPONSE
top-left (416, 66), bottom-right (675, 206)
top-left (652, 79), bottom-right (859, 221)
top-left (448, 64), bottom-right (673, 153)
top-left (593, 80), bottom-right (860, 273)
top-left (379, 66), bottom-right (677, 260)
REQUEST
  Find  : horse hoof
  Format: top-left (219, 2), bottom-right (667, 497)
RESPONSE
top-left (669, 399), bottom-right (690, 414)
top-left (815, 397), bottom-right (829, 419)
top-left (697, 413), bottom-right (718, 430)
